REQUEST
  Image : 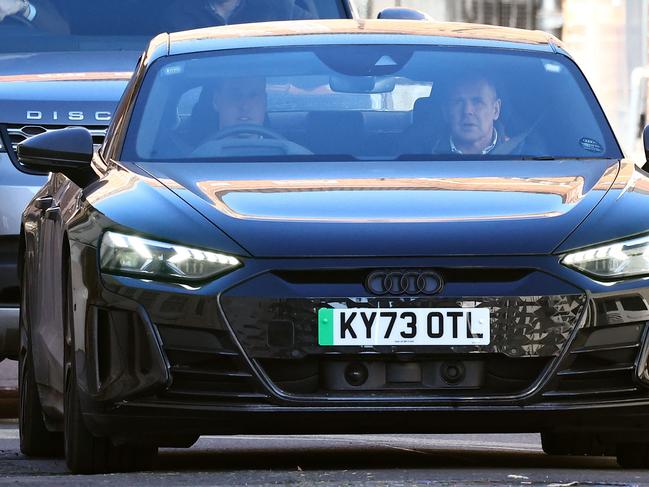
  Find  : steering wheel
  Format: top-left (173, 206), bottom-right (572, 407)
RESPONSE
top-left (212, 123), bottom-right (287, 141)
top-left (193, 123), bottom-right (312, 157)
top-left (3, 13), bottom-right (35, 29)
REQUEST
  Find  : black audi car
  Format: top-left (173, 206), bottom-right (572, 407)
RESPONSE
top-left (17, 19), bottom-right (649, 473)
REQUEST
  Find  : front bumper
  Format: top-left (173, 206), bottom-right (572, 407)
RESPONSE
top-left (84, 402), bottom-right (649, 442)
top-left (0, 234), bottom-right (21, 360)
top-left (0, 308), bottom-right (18, 361)
top-left (72, 246), bottom-right (649, 440)
top-left (0, 148), bottom-right (47, 361)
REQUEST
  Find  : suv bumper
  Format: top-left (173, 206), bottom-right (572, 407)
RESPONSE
top-left (0, 234), bottom-right (20, 360)
top-left (0, 308), bottom-right (18, 360)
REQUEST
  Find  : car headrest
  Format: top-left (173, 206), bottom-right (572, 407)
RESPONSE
top-left (412, 96), bottom-right (439, 127)
top-left (306, 111), bottom-right (364, 154)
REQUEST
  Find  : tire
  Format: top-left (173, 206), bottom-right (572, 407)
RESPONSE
top-left (617, 443), bottom-right (649, 469)
top-left (19, 347), bottom-right (64, 457)
top-left (64, 370), bottom-right (157, 474)
top-left (18, 261), bottom-right (63, 458)
top-left (540, 432), bottom-right (570, 456)
top-left (62, 262), bottom-right (156, 474)
top-left (541, 432), bottom-right (612, 457)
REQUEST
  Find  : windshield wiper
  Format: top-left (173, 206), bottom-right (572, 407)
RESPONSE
top-left (520, 156), bottom-right (617, 161)
top-left (521, 155), bottom-right (557, 160)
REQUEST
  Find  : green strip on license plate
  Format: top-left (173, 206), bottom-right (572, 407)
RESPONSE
top-left (318, 308), bottom-right (334, 346)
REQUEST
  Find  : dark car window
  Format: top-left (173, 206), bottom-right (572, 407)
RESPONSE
top-left (0, 0), bottom-right (347, 53)
top-left (122, 45), bottom-right (622, 162)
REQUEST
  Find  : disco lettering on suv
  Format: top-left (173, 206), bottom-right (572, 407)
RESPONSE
top-left (25, 111), bottom-right (114, 122)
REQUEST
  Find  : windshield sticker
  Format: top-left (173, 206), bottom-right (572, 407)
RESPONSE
top-left (580, 137), bottom-right (604, 153)
top-left (162, 64), bottom-right (184, 77)
top-left (543, 62), bottom-right (562, 73)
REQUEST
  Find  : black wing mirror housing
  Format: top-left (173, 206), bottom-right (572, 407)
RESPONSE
top-left (643, 125), bottom-right (649, 171)
top-left (377, 8), bottom-right (432, 20)
top-left (17, 127), bottom-right (97, 187)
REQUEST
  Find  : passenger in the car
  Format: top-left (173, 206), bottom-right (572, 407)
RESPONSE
top-left (164, 0), bottom-right (313, 32)
top-left (437, 76), bottom-right (508, 155)
top-left (0, 0), bottom-right (68, 33)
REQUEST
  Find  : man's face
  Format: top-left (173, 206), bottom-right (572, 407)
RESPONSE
top-left (447, 78), bottom-right (501, 148)
top-left (213, 77), bottom-right (267, 129)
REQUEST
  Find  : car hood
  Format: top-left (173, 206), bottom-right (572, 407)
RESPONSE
top-left (136, 159), bottom-right (620, 257)
top-left (0, 50), bottom-right (138, 125)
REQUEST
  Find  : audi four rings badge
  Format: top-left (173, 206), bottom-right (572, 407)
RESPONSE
top-left (365, 270), bottom-right (444, 296)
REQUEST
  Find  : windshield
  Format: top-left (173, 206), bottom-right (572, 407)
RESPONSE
top-left (122, 45), bottom-right (622, 162)
top-left (0, 0), bottom-right (346, 53)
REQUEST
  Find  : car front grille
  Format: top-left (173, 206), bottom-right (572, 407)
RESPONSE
top-left (220, 290), bottom-right (587, 399)
top-left (221, 295), bottom-right (587, 361)
top-left (258, 354), bottom-right (553, 396)
top-left (156, 324), bottom-right (269, 404)
top-left (2, 123), bottom-right (107, 153)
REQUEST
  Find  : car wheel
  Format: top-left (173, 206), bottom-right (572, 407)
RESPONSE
top-left (18, 261), bottom-right (63, 458)
top-left (542, 432), bottom-right (614, 457)
top-left (617, 443), bottom-right (649, 469)
top-left (63, 368), bottom-right (157, 474)
top-left (540, 432), bottom-right (570, 455)
top-left (62, 263), bottom-right (156, 474)
top-left (19, 346), bottom-right (63, 457)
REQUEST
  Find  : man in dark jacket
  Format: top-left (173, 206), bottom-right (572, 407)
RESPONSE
top-left (0, 0), bottom-right (68, 33)
top-left (442, 75), bottom-right (505, 155)
top-left (164, 0), bottom-right (313, 32)
top-left (404, 75), bottom-right (511, 156)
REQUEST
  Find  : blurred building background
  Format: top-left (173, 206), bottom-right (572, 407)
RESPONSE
top-left (356, 0), bottom-right (649, 159)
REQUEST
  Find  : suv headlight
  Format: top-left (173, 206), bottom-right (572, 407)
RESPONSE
top-left (100, 231), bottom-right (241, 282)
top-left (562, 234), bottom-right (649, 279)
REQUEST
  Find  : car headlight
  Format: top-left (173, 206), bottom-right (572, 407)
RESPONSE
top-left (562, 234), bottom-right (649, 279)
top-left (99, 231), bottom-right (241, 282)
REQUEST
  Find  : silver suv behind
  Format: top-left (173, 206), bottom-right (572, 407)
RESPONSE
top-left (0, 0), bottom-right (358, 363)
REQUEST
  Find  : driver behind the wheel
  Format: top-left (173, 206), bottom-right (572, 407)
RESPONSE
top-left (212, 76), bottom-right (267, 134)
top-left (189, 75), bottom-right (311, 157)
top-left (0, 0), bottom-right (68, 33)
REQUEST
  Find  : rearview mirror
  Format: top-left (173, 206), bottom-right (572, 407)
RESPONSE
top-left (17, 127), bottom-right (96, 187)
top-left (329, 75), bottom-right (396, 93)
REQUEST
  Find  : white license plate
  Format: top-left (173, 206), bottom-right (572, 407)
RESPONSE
top-left (318, 308), bottom-right (490, 346)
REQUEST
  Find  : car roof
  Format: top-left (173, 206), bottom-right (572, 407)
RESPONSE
top-left (156, 19), bottom-right (565, 60)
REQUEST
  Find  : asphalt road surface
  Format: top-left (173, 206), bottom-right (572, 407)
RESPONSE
top-left (1, 421), bottom-right (649, 486)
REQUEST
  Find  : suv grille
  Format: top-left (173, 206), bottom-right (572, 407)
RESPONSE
top-left (454, 0), bottom-right (538, 29)
top-left (3, 124), bottom-right (107, 153)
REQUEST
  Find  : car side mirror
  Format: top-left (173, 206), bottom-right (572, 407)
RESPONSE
top-left (643, 125), bottom-right (649, 171)
top-left (377, 8), bottom-right (431, 21)
top-left (17, 127), bottom-right (96, 187)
